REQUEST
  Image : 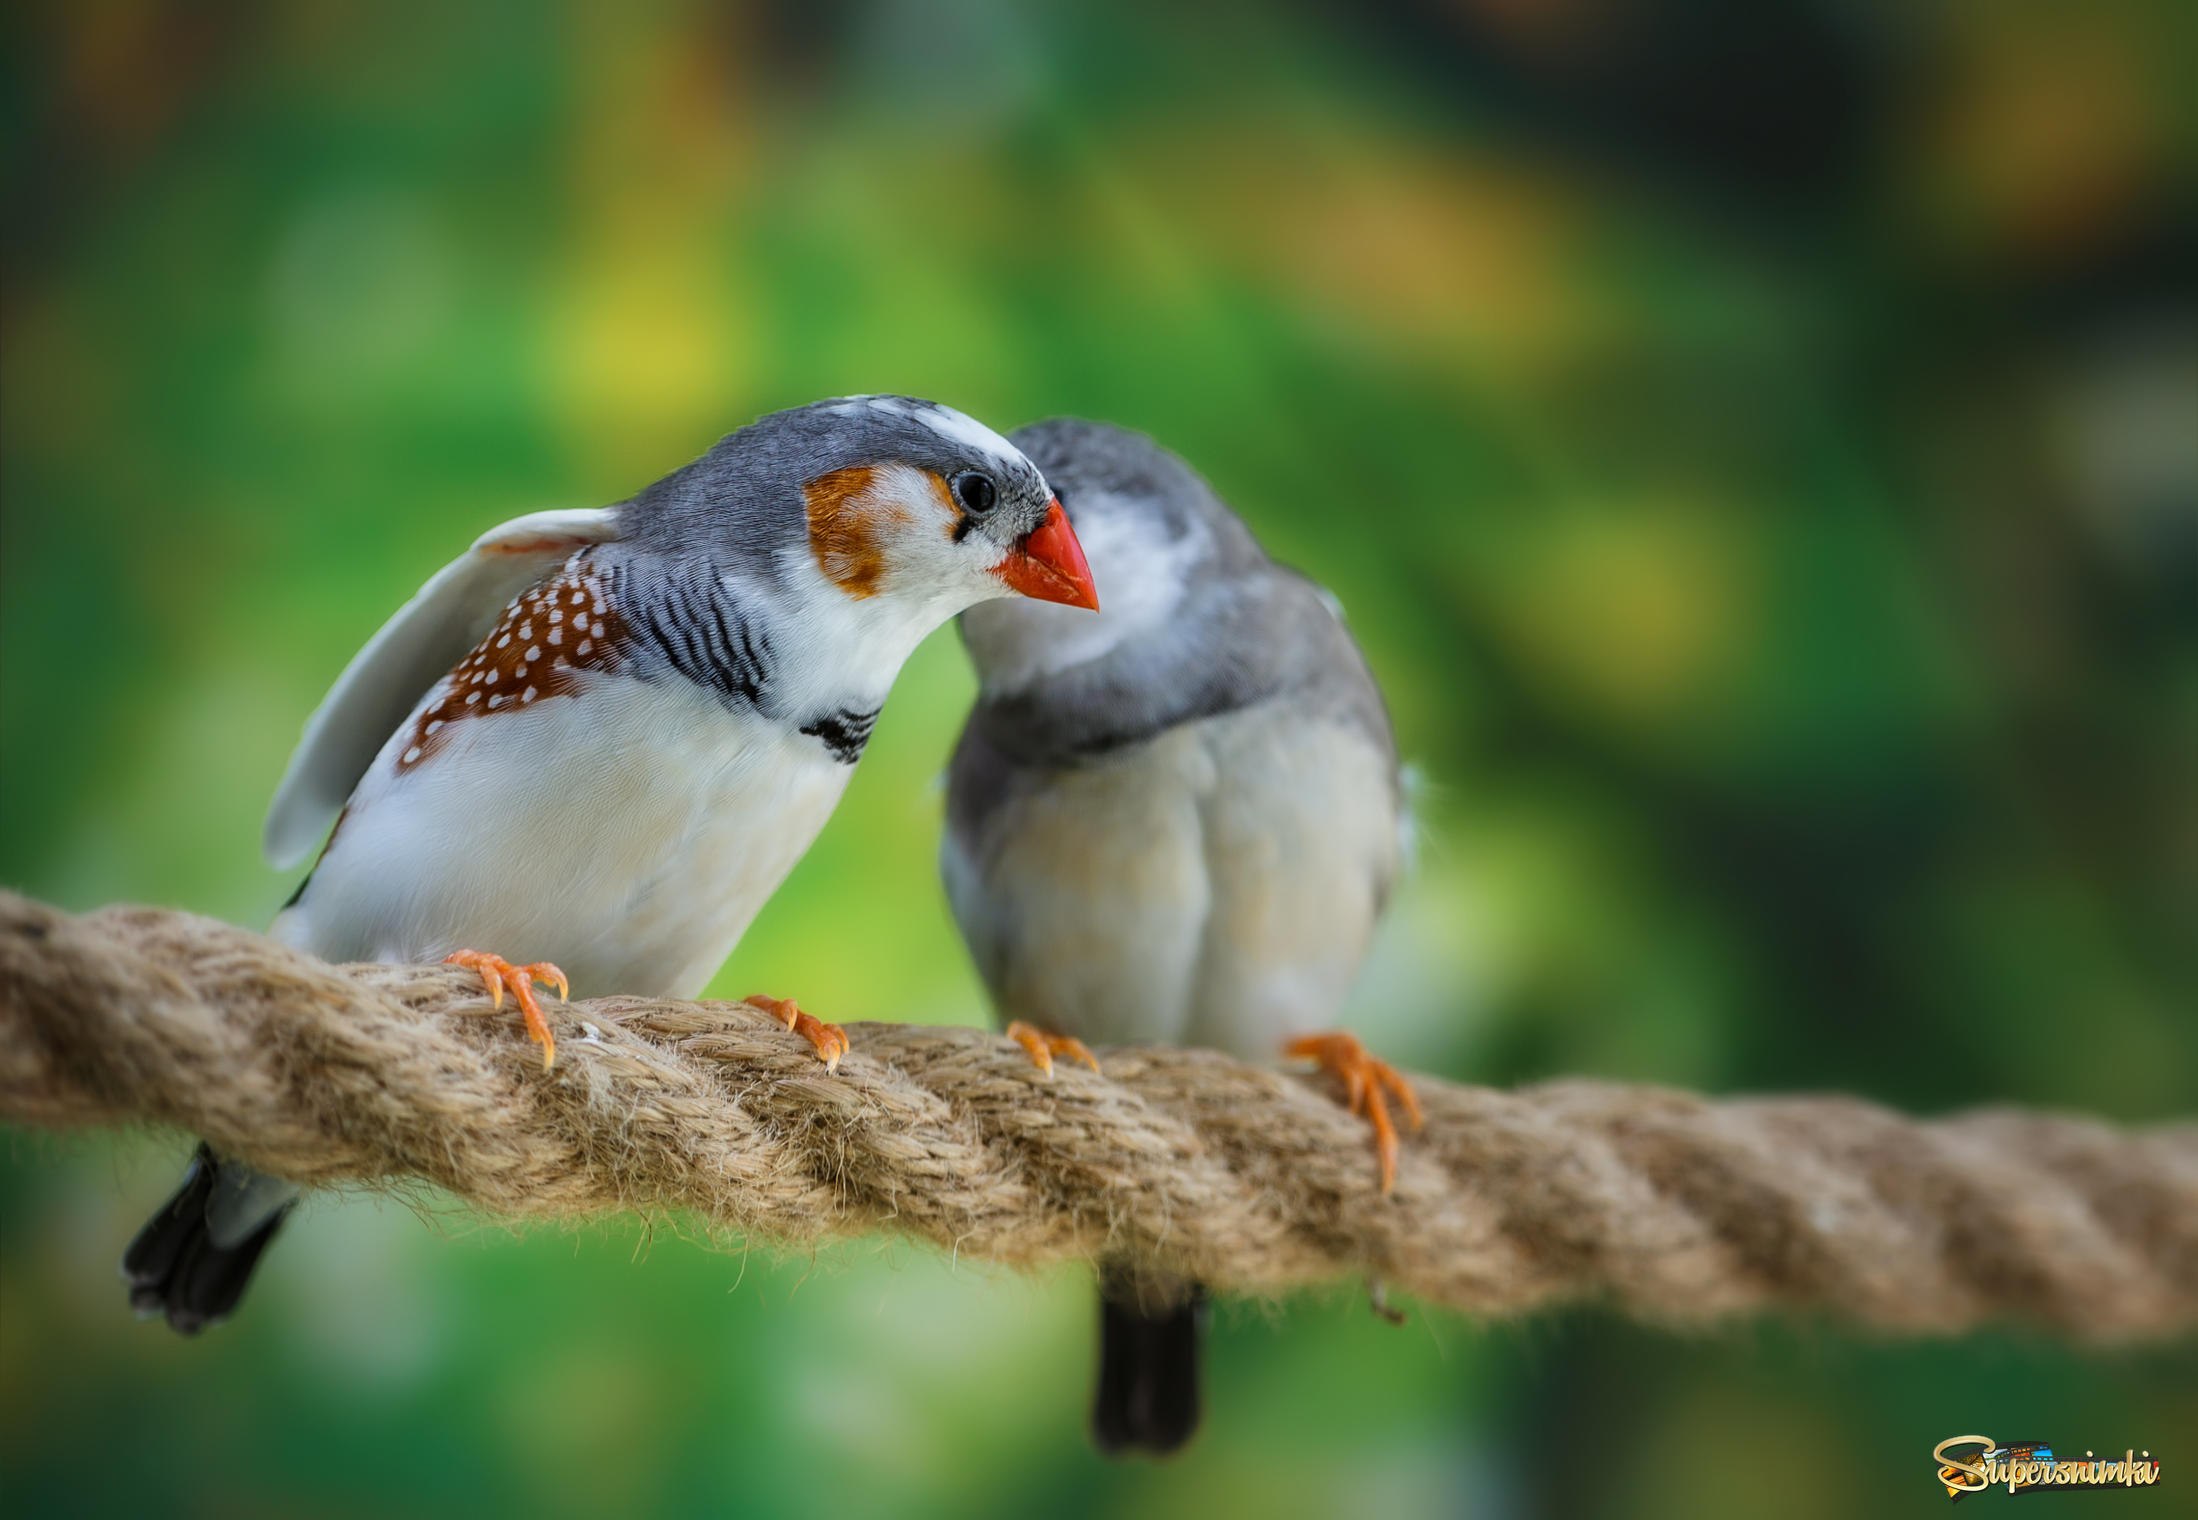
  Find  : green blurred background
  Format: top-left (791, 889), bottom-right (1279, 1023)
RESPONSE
top-left (3, 2), bottom-right (2194, 1515)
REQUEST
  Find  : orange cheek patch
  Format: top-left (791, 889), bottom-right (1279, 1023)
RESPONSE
top-left (396, 552), bottom-right (627, 773)
top-left (803, 465), bottom-right (902, 599)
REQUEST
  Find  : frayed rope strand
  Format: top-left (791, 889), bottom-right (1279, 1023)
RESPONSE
top-left (2, 892), bottom-right (2193, 1342)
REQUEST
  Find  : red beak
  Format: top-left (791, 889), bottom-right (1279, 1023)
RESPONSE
top-left (993, 499), bottom-right (1099, 610)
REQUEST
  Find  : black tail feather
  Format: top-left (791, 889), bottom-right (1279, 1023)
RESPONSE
top-left (122, 1144), bottom-right (291, 1335)
top-left (1092, 1272), bottom-right (1208, 1457)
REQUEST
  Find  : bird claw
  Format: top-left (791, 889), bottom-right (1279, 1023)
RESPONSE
top-left (1005, 1019), bottom-right (1100, 1078)
top-left (446, 949), bottom-right (568, 1069)
top-left (745, 995), bottom-right (849, 1073)
top-left (1284, 1030), bottom-right (1422, 1193)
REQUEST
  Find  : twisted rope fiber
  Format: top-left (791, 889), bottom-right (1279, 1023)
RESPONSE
top-left (2, 893), bottom-right (2193, 1342)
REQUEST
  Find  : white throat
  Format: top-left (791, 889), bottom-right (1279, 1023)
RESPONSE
top-left (767, 545), bottom-right (983, 711)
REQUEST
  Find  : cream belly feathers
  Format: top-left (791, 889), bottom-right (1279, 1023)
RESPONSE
top-left (276, 671), bottom-right (853, 1000)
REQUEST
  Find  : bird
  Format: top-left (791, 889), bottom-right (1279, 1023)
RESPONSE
top-left (940, 418), bottom-right (1418, 1457)
top-left (123, 394), bottom-right (1100, 1334)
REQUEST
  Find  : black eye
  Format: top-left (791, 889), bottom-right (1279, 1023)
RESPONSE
top-left (950, 471), bottom-right (997, 516)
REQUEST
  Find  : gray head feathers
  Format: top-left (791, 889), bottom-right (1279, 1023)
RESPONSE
top-left (956, 418), bottom-right (1397, 773)
top-left (618, 394), bottom-right (1055, 576)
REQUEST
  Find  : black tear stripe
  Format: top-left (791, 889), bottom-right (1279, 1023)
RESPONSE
top-left (801, 706), bottom-right (879, 764)
top-left (621, 561), bottom-right (774, 711)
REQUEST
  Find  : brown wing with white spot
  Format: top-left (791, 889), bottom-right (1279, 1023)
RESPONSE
top-left (263, 507), bottom-right (622, 868)
top-left (394, 553), bottom-right (629, 771)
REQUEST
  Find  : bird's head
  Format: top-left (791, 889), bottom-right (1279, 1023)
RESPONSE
top-left (627, 396), bottom-right (1098, 623)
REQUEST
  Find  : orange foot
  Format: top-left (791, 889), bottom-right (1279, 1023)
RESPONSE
top-left (1005, 1019), bottom-right (1100, 1078)
top-left (745, 995), bottom-right (849, 1073)
top-left (1285, 1031), bottom-right (1424, 1194)
top-left (446, 950), bottom-right (568, 1070)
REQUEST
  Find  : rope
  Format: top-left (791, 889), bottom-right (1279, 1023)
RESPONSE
top-left (2, 891), bottom-right (2192, 1342)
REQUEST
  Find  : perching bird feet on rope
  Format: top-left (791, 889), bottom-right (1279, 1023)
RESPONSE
top-left (745, 995), bottom-right (850, 1072)
top-left (1285, 1030), bottom-right (1424, 1193)
top-left (7, 892), bottom-right (2198, 1346)
top-left (1005, 1019), bottom-right (1101, 1078)
top-left (445, 950), bottom-right (568, 1069)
